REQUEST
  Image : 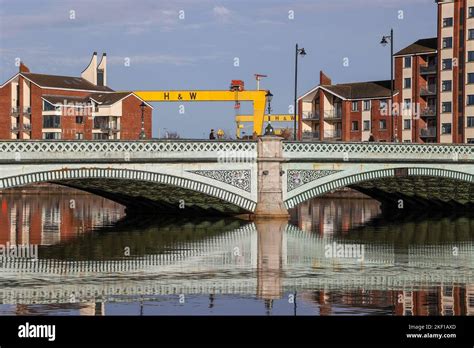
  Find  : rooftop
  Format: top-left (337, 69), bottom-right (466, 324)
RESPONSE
top-left (394, 37), bottom-right (437, 56)
top-left (321, 80), bottom-right (395, 100)
top-left (22, 73), bottom-right (114, 92)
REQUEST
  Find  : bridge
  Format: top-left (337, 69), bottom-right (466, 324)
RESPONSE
top-left (0, 137), bottom-right (473, 216)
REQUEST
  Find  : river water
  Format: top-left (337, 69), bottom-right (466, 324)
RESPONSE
top-left (0, 188), bottom-right (473, 316)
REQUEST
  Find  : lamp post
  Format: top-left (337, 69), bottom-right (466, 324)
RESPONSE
top-left (266, 90), bottom-right (273, 115)
top-left (139, 101), bottom-right (146, 139)
top-left (293, 44), bottom-right (306, 140)
top-left (380, 29), bottom-right (396, 142)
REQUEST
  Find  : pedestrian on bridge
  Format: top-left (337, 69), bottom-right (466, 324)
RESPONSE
top-left (209, 129), bottom-right (216, 140)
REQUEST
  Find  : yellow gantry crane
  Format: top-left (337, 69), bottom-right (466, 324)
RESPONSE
top-left (134, 89), bottom-right (268, 137)
top-left (235, 114), bottom-right (295, 138)
top-left (134, 80), bottom-right (295, 138)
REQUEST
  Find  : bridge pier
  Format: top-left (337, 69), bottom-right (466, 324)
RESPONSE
top-left (253, 135), bottom-right (290, 219)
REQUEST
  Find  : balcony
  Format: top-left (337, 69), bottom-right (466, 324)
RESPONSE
top-left (11, 125), bottom-right (19, 133)
top-left (100, 125), bottom-right (120, 133)
top-left (22, 106), bottom-right (31, 115)
top-left (11, 107), bottom-right (20, 116)
top-left (420, 107), bottom-right (437, 117)
top-left (420, 127), bottom-right (437, 138)
top-left (301, 131), bottom-right (320, 141)
top-left (419, 64), bottom-right (437, 75)
top-left (302, 111), bottom-right (320, 121)
top-left (22, 124), bottom-right (32, 132)
top-left (324, 129), bottom-right (342, 139)
top-left (323, 109), bottom-right (342, 121)
top-left (420, 86), bottom-right (437, 97)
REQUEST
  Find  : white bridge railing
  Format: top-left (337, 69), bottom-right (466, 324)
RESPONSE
top-left (284, 141), bottom-right (474, 162)
top-left (0, 140), bottom-right (257, 162)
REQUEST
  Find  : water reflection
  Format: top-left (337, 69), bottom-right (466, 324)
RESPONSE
top-left (0, 192), bottom-right (473, 316)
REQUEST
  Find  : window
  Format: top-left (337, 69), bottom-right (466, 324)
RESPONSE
top-left (442, 102), bottom-right (452, 113)
top-left (404, 57), bottom-right (411, 68)
top-left (379, 119), bottom-right (387, 130)
top-left (351, 121), bottom-right (359, 131)
top-left (443, 37), bottom-right (453, 49)
top-left (469, 7), bottom-right (474, 18)
top-left (363, 100), bottom-right (371, 111)
top-left (404, 119), bottom-right (411, 130)
top-left (42, 115), bottom-right (61, 128)
top-left (467, 117), bottom-right (474, 127)
top-left (442, 80), bottom-right (452, 91)
top-left (468, 73), bottom-right (474, 84)
top-left (351, 101), bottom-right (358, 111)
top-left (469, 29), bottom-right (474, 40)
top-left (93, 133), bottom-right (109, 140)
top-left (380, 100), bottom-right (388, 110)
top-left (363, 120), bottom-right (370, 131)
top-left (42, 101), bottom-right (56, 112)
top-left (42, 132), bottom-right (61, 140)
top-left (468, 52), bottom-right (474, 62)
top-left (468, 138), bottom-right (474, 144)
top-left (468, 95), bottom-right (474, 105)
top-left (404, 78), bottom-right (411, 89)
top-left (403, 99), bottom-right (411, 110)
top-left (93, 116), bottom-right (109, 129)
top-left (443, 17), bottom-right (453, 27)
top-left (442, 123), bottom-right (452, 134)
top-left (442, 58), bottom-right (453, 69)
top-left (75, 116), bottom-right (84, 124)
top-left (75, 133), bottom-right (84, 140)
top-left (97, 69), bottom-right (104, 86)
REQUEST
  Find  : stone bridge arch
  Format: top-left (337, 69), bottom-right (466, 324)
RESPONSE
top-left (0, 167), bottom-right (257, 214)
top-left (284, 166), bottom-right (474, 210)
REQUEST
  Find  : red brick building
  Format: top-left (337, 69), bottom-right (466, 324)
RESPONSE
top-left (0, 52), bottom-right (152, 140)
top-left (298, 71), bottom-right (399, 142)
top-left (393, 38), bottom-right (438, 143)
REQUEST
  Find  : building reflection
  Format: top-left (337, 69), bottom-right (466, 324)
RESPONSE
top-left (0, 191), bottom-right (125, 246)
top-left (298, 285), bottom-right (474, 316)
top-left (291, 196), bottom-right (381, 235)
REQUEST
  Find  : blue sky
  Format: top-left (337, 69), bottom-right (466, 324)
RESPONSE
top-left (0, 0), bottom-right (436, 138)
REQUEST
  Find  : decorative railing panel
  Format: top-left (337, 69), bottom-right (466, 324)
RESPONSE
top-left (0, 140), bottom-right (257, 162)
top-left (283, 142), bottom-right (474, 162)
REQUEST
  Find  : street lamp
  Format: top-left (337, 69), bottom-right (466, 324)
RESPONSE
top-left (265, 90), bottom-right (273, 115)
top-left (294, 44), bottom-right (306, 140)
top-left (139, 101), bottom-right (146, 139)
top-left (380, 29), bottom-right (396, 142)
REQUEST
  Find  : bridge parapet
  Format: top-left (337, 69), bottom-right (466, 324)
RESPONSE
top-left (0, 140), bottom-right (257, 163)
top-left (284, 142), bottom-right (474, 163)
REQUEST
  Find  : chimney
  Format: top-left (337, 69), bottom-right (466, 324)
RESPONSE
top-left (81, 52), bottom-right (98, 85)
top-left (97, 53), bottom-right (107, 86)
top-left (320, 71), bottom-right (332, 85)
top-left (19, 62), bottom-right (30, 73)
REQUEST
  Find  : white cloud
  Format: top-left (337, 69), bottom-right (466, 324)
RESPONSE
top-left (212, 5), bottom-right (232, 22)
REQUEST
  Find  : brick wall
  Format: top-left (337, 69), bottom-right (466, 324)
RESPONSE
top-left (121, 95), bottom-right (152, 139)
top-left (0, 83), bottom-right (11, 139)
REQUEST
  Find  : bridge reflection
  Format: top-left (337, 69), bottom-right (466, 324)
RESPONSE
top-left (0, 195), bottom-right (473, 316)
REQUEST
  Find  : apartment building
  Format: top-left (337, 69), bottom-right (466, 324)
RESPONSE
top-left (0, 52), bottom-right (152, 140)
top-left (298, 71), bottom-right (398, 142)
top-left (394, 38), bottom-right (438, 143)
top-left (437, 0), bottom-right (474, 143)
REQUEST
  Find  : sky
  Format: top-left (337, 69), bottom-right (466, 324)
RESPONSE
top-left (0, 0), bottom-right (437, 138)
